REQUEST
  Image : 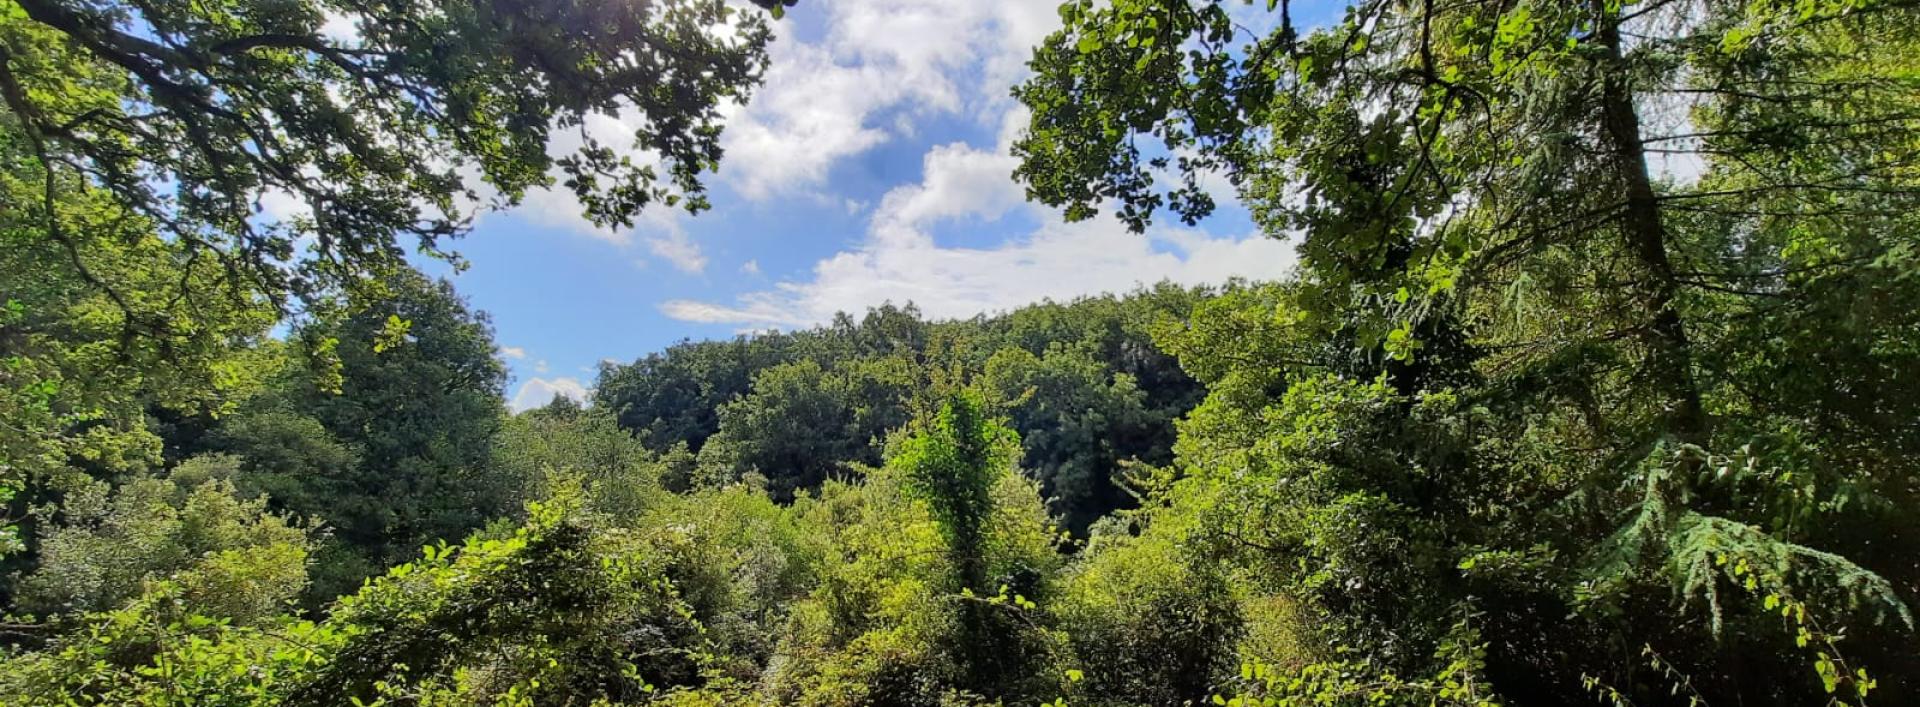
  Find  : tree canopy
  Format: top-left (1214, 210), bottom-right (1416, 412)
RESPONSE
top-left (0, 0), bottom-right (790, 566)
top-left (2, 0), bottom-right (1918, 705)
top-left (1, 0), bottom-right (777, 306)
top-left (1013, 0), bottom-right (1920, 701)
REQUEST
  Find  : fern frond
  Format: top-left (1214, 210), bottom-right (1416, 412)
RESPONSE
top-left (1584, 444), bottom-right (1913, 635)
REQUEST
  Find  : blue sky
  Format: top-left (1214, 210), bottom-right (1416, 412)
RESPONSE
top-left (395, 1), bottom-right (1321, 411)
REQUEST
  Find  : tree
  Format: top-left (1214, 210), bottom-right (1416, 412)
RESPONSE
top-left (491, 408), bottom-right (664, 521)
top-left (1054, 522), bottom-right (1243, 706)
top-left (209, 406), bottom-right (359, 511)
top-left (761, 391), bottom-right (1061, 705)
top-left (525, 393), bottom-right (585, 421)
top-left (595, 333), bottom-right (797, 452)
top-left (224, 268), bottom-right (510, 596)
top-left (828, 302), bottom-right (932, 360)
top-left (0, 0), bottom-right (785, 312)
top-left (16, 454), bottom-right (313, 624)
top-left (890, 390), bottom-right (1059, 700)
top-left (1018, 0), bottom-right (1920, 701)
top-left (599, 290), bottom-right (1210, 529)
top-left (1017, 0), bottom-right (1916, 438)
top-left (695, 357), bottom-right (915, 501)
top-left (0, 119), bottom-right (278, 558)
top-left (0, 0), bottom-right (793, 573)
top-left (981, 345), bottom-right (1157, 536)
top-left (0, 500), bottom-right (720, 705)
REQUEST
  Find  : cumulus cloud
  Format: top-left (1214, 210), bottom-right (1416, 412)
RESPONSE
top-left (509, 377), bottom-right (590, 412)
top-left (868, 142), bottom-right (1025, 247)
top-left (467, 1), bottom-right (1075, 269)
top-left (500, 346), bottom-right (527, 360)
top-left (509, 175), bottom-right (709, 273)
top-left (740, 259), bottom-right (762, 275)
top-left (720, 42), bottom-right (899, 200)
top-left (672, 3), bottom-right (1300, 328)
top-left (661, 136), bottom-right (1296, 329)
top-left (720, 0), bottom-right (1059, 200)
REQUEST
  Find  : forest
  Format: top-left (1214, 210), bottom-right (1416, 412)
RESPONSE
top-left (1, 0), bottom-right (1917, 704)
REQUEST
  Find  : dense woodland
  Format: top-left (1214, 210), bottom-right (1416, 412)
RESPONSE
top-left (2, 0), bottom-right (1918, 704)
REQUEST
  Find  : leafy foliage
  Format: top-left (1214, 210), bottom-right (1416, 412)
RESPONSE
top-left (0, 0), bottom-right (778, 307)
top-left (203, 269), bottom-right (513, 599)
top-left (981, 345), bottom-right (1158, 536)
top-left (766, 392), bottom-right (1063, 705)
top-left (17, 455), bottom-right (312, 624)
top-left (5, 0), bottom-right (1920, 703)
top-left (600, 291), bottom-right (1207, 529)
top-left (0, 0), bottom-right (789, 565)
top-left (696, 357), bottom-right (914, 501)
top-left (1013, 0), bottom-right (1920, 701)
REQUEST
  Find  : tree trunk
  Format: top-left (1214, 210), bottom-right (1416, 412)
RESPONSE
top-left (1591, 2), bottom-right (1709, 445)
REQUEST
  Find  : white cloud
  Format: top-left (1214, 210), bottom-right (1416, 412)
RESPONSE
top-left (869, 142), bottom-right (1024, 247)
top-left (515, 186), bottom-right (628, 245)
top-left (534, 359), bottom-right (550, 373)
top-left (646, 226), bottom-right (709, 274)
top-left (458, 0), bottom-right (1296, 333)
top-left (516, 176), bottom-right (690, 247)
top-left (721, 41), bottom-right (899, 200)
top-left (661, 221), bottom-right (1294, 329)
top-left (468, 0), bottom-right (1074, 273)
top-left (660, 299), bottom-right (784, 326)
top-left (740, 259), bottom-right (762, 275)
top-left (721, 0), bottom-right (1061, 200)
top-left (512, 175), bottom-right (715, 273)
top-left (509, 377), bottom-right (590, 412)
top-left (500, 345), bottom-right (527, 360)
top-left (660, 0), bottom-right (1304, 330)
top-left (498, 107), bottom-right (719, 272)
top-left (662, 134), bottom-right (1295, 328)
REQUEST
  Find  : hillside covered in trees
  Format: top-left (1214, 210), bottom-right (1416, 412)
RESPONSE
top-left (3, 0), bottom-right (1919, 704)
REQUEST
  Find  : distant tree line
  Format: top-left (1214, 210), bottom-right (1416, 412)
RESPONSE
top-left (595, 289), bottom-right (1206, 533)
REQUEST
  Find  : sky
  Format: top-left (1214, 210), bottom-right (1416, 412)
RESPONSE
top-left (398, 1), bottom-right (1318, 412)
